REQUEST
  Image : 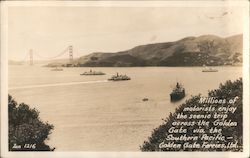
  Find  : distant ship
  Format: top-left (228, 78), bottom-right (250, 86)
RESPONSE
top-left (170, 82), bottom-right (185, 102)
top-left (202, 66), bottom-right (218, 72)
top-left (80, 69), bottom-right (105, 75)
top-left (108, 73), bottom-right (131, 81)
top-left (51, 67), bottom-right (63, 71)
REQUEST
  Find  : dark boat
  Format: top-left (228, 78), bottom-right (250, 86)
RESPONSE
top-left (170, 82), bottom-right (185, 102)
top-left (142, 98), bottom-right (149, 102)
top-left (108, 73), bottom-right (131, 81)
top-left (51, 67), bottom-right (63, 71)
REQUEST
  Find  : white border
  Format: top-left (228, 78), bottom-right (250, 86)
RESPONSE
top-left (242, 2), bottom-right (250, 158)
top-left (1, 1), bottom-right (249, 158)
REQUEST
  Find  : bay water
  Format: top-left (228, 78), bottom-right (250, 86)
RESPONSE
top-left (8, 66), bottom-right (242, 151)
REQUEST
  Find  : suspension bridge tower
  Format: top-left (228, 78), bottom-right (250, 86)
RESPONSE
top-left (29, 49), bottom-right (33, 65)
top-left (69, 45), bottom-right (73, 63)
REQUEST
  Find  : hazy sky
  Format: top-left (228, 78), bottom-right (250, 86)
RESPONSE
top-left (8, 5), bottom-right (244, 61)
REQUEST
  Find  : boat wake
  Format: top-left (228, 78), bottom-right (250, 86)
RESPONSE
top-left (9, 80), bottom-right (109, 90)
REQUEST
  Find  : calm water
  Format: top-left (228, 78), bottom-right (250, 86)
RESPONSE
top-left (8, 66), bottom-right (242, 151)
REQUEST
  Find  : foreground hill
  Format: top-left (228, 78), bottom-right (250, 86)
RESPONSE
top-left (49, 34), bottom-right (242, 67)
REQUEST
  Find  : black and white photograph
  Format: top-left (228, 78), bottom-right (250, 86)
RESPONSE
top-left (1, 1), bottom-right (249, 158)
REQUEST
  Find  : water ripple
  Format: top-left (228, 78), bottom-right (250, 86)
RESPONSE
top-left (9, 80), bottom-right (108, 90)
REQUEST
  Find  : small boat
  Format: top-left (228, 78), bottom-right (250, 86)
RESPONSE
top-left (202, 66), bottom-right (218, 72)
top-left (80, 69), bottom-right (105, 75)
top-left (51, 67), bottom-right (63, 71)
top-left (108, 73), bottom-right (131, 81)
top-left (170, 82), bottom-right (185, 102)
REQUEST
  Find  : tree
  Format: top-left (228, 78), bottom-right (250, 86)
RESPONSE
top-left (8, 95), bottom-right (54, 151)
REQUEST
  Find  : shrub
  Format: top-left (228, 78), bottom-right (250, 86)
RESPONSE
top-left (8, 95), bottom-right (54, 151)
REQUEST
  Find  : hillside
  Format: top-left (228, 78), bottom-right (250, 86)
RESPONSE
top-left (50, 34), bottom-right (243, 67)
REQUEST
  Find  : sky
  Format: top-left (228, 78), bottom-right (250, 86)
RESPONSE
top-left (7, 5), bottom-right (244, 61)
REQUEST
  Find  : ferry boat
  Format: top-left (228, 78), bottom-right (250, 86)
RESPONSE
top-left (80, 69), bottom-right (105, 75)
top-left (170, 82), bottom-right (185, 102)
top-left (108, 73), bottom-right (131, 81)
top-left (51, 67), bottom-right (63, 71)
top-left (202, 66), bottom-right (218, 72)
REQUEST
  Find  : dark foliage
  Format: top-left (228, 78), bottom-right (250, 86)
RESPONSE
top-left (140, 78), bottom-right (242, 151)
top-left (80, 54), bottom-right (146, 67)
top-left (159, 52), bottom-right (223, 66)
top-left (8, 95), bottom-right (54, 151)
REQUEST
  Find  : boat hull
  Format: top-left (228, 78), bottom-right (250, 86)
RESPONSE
top-left (170, 90), bottom-right (185, 102)
top-left (80, 73), bottom-right (105, 75)
top-left (108, 78), bottom-right (130, 81)
top-left (202, 70), bottom-right (218, 72)
top-left (51, 69), bottom-right (63, 71)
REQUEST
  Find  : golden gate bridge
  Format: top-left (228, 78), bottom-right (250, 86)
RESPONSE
top-left (22, 45), bottom-right (75, 65)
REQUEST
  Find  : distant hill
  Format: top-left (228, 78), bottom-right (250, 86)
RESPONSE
top-left (49, 34), bottom-right (243, 67)
top-left (8, 60), bottom-right (24, 65)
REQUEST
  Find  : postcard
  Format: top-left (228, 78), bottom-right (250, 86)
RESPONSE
top-left (1, 1), bottom-right (249, 158)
